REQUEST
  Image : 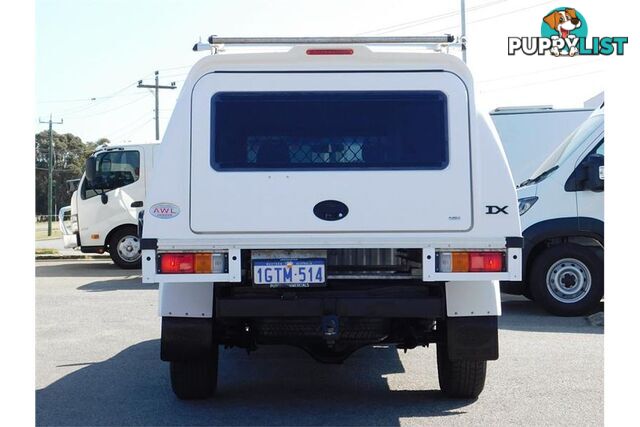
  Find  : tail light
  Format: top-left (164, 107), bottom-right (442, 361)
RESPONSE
top-left (159, 252), bottom-right (228, 274)
top-left (437, 251), bottom-right (505, 273)
top-left (469, 252), bottom-right (504, 272)
top-left (160, 253), bottom-right (195, 273)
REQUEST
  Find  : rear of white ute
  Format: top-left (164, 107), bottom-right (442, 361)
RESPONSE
top-left (142, 37), bottom-right (521, 400)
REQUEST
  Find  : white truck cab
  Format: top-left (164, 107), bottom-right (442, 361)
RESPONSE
top-left (59, 143), bottom-right (157, 268)
top-left (503, 106), bottom-right (604, 316)
top-left (141, 36), bottom-right (522, 400)
top-left (490, 105), bottom-right (594, 185)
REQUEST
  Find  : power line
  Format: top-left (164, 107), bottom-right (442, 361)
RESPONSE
top-left (157, 64), bottom-right (193, 73)
top-left (464, 0), bottom-right (556, 25)
top-left (55, 81), bottom-right (142, 116)
top-left (480, 69), bottom-right (604, 93)
top-left (38, 97), bottom-right (102, 104)
top-left (358, 10), bottom-right (459, 35)
top-left (64, 93), bottom-right (151, 119)
top-left (105, 112), bottom-right (153, 141)
top-left (45, 72), bottom-right (155, 116)
top-left (110, 118), bottom-right (154, 143)
top-left (107, 114), bottom-right (151, 137)
top-left (477, 61), bottom-right (600, 84)
top-left (38, 68), bottom-right (182, 114)
top-left (425, 0), bottom-right (556, 35)
top-left (38, 91), bottom-right (143, 105)
top-left (39, 0), bottom-right (562, 143)
top-left (157, 71), bottom-right (189, 79)
top-left (358, 0), bottom-right (506, 35)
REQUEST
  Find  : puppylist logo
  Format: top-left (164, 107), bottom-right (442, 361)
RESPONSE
top-left (508, 7), bottom-right (628, 56)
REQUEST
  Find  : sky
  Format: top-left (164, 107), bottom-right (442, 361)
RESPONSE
top-left (35, 0), bottom-right (606, 143)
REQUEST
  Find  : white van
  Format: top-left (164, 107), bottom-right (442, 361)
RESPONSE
top-left (59, 143), bottom-right (157, 268)
top-left (503, 106), bottom-right (604, 316)
top-left (137, 36), bottom-right (522, 400)
top-left (490, 106), bottom-right (594, 185)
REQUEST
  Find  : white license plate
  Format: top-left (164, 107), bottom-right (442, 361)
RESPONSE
top-left (253, 258), bottom-right (326, 287)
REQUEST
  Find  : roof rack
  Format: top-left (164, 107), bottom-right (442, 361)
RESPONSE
top-left (193, 35), bottom-right (461, 53)
top-left (492, 105), bottom-right (554, 112)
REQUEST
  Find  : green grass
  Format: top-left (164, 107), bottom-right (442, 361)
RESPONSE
top-left (35, 222), bottom-right (62, 241)
top-left (36, 248), bottom-right (59, 255)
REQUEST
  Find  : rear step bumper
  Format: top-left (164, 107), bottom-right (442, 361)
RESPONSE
top-left (214, 282), bottom-right (445, 319)
top-left (215, 296), bottom-right (444, 318)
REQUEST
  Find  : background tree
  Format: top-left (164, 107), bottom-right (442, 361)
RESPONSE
top-left (35, 131), bottom-right (106, 215)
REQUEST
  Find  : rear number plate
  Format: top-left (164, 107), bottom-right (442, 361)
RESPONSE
top-left (253, 258), bottom-right (326, 287)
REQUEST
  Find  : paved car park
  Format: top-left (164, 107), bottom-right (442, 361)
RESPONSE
top-left (36, 260), bottom-right (603, 426)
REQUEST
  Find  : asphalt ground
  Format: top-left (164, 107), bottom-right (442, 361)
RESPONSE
top-left (36, 260), bottom-right (603, 426)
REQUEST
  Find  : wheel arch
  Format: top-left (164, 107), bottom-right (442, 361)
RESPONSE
top-left (104, 223), bottom-right (139, 250)
top-left (523, 217), bottom-right (603, 288)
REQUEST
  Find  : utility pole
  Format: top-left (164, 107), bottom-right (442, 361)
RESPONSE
top-left (137, 71), bottom-right (176, 140)
top-left (39, 114), bottom-right (63, 236)
top-left (460, 0), bottom-right (467, 63)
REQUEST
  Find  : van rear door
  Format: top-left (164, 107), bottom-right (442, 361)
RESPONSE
top-left (189, 71), bottom-right (471, 234)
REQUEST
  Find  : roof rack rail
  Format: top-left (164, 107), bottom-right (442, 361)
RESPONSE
top-left (193, 35), bottom-right (461, 52)
top-left (209, 35), bottom-right (454, 44)
top-left (492, 105), bottom-right (554, 112)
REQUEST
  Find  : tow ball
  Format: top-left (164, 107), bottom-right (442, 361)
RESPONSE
top-left (322, 315), bottom-right (339, 345)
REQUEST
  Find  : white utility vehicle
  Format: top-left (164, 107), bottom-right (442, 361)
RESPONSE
top-left (503, 105), bottom-right (604, 316)
top-left (59, 143), bottom-right (157, 268)
top-left (138, 36), bottom-right (522, 400)
top-left (490, 105), bottom-right (594, 185)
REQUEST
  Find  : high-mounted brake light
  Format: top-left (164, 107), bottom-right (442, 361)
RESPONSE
top-left (437, 251), bottom-right (505, 273)
top-left (306, 48), bottom-right (354, 55)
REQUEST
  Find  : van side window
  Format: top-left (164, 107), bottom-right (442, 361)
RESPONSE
top-left (81, 150), bottom-right (140, 199)
top-left (595, 142), bottom-right (604, 156)
top-left (211, 91), bottom-right (449, 171)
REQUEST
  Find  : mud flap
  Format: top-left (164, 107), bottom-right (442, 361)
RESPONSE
top-left (161, 317), bottom-right (214, 361)
top-left (446, 316), bottom-right (498, 361)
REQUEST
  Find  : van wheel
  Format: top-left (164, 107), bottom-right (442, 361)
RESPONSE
top-left (436, 343), bottom-right (487, 398)
top-left (109, 227), bottom-right (141, 269)
top-left (529, 243), bottom-right (603, 317)
top-left (170, 347), bottom-right (219, 400)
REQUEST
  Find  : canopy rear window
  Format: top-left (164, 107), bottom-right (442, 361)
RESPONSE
top-left (211, 91), bottom-right (449, 171)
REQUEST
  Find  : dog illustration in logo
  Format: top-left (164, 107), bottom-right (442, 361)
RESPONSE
top-left (543, 8), bottom-right (582, 56)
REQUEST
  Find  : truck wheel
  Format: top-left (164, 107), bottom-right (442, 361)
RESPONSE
top-left (436, 343), bottom-right (487, 399)
top-left (109, 227), bottom-right (141, 269)
top-left (529, 243), bottom-right (603, 317)
top-left (170, 347), bottom-right (219, 400)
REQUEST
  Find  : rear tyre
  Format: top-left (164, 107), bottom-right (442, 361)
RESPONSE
top-left (108, 226), bottom-right (141, 269)
top-left (522, 286), bottom-right (535, 301)
top-left (529, 243), bottom-right (603, 317)
top-left (170, 346), bottom-right (219, 400)
top-left (437, 343), bottom-right (487, 399)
